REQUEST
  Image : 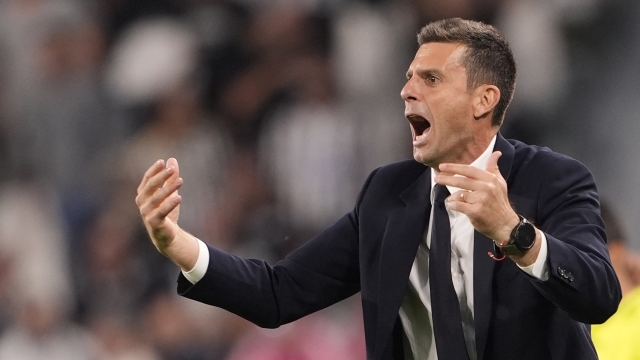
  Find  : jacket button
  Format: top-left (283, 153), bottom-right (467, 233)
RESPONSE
top-left (557, 267), bottom-right (573, 281)
top-left (557, 267), bottom-right (566, 277)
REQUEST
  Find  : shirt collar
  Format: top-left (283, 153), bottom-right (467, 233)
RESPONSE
top-left (430, 135), bottom-right (497, 204)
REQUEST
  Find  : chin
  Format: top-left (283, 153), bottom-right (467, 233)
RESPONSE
top-left (413, 150), bottom-right (435, 167)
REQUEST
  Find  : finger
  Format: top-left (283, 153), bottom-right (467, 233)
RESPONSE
top-left (137, 159), bottom-right (165, 194)
top-left (139, 177), bottom-right (183, 216)
top-left (435, 173), bottom-right (481, 191)
top-left (146, 193), bottom-right (182, 228)
top-left (164, 158), bottom-right (180, 194)
top-left (166, 158), bottom-right (179, 175)
top-left (447, 189), bottom-right (468, 203)
top-left (445, 195), bottom-right (475, 215)
top-left (165, 157), bottom-right (180, 183)
top-left (136, 161), bottom-right (170, 207)
top-left (485, 151), bottom-right (502, 175)
top-left (140, 166), bottom-right (177, 199)
top-left (438, 163), bottom-right (494, 181)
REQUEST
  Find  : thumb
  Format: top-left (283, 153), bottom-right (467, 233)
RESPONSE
top-left (486, 151), bottom-right (502, 174)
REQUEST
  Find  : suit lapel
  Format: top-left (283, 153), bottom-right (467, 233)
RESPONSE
top-left (374, 167), bottom-right (431, 359)
top-left (474, 133), bottom-right (515, 360)
top-left (370, 134), bottom-right (515, 360)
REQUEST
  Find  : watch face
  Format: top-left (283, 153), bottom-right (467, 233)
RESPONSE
top-left (515, 220), bottom-right (536, 250)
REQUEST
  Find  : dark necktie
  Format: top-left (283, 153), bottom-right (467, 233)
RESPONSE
top-left (429, 184), bottom-right (470, 360)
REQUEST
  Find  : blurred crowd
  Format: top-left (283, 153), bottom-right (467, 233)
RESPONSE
top-left (0, 0), bottom-right (638, 359)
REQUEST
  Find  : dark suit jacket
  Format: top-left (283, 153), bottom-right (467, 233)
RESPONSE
top-left (178, 134), bottom-right (621, 360)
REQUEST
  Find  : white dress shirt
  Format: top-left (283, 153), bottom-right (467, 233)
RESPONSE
top-left (182, 135), bottom-right (550, 360)
top-left (399, 135), bottom-right (549, 360)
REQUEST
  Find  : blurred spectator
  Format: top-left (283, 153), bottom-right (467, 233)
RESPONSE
top-left (0, 0), bottom-right (129, 258)
top-left (0, 0), bottom-right (78, 120)
top-left (591, 202), bottom-right (640, 359)
top-left (104, 17), bottom-right (235, 243)
top-left (208, 7), bottom-right (330, 150)
top-left (550, 0), bottom-right (640, 247)
top-left (0, 308), bottom-right (95, 360)
top-left (224, 296), bottom-right (365, 360)
top-left (601, 202), bottom-right (640, 294)
top-left (331, 2), bottom-right (414, 177)
top-left (0, 0), bottom-right (120, 183)
top-left (409, 0), bottom-right (501, 25)
top-left (95, 0), bottom-right (185, 48)
top-left (105, 17), bottom-right (197, 109)
top-left (258, 39), bottom-right (361, 241)
top-left (0, 182), bottom-right (73, 328)
top-left (142, 291), bottom-right (236, 360)
top-left (0, 181), bottom-right (95, 359)
top-left (88, 311), bottom-right (160, 360)
top-left (493, 0), bottom-right (602, 144)
top-left (75, 195), bottom-right (162, 325)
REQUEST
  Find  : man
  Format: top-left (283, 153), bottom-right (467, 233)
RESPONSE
top-left (591, 202), bottom-right (640, 359)
top-left (136, 18), bottom-right (621, 360)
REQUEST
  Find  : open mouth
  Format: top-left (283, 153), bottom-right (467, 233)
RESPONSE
top-left (407, 114), bottom-right (431, 142)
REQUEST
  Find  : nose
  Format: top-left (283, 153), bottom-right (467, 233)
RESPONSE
top-left (401, 77), bottom-right (418, 102)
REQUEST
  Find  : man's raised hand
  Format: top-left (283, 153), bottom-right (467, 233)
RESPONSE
top-left (136, 158), bottom-right (184, 252)
top-left (435, 151), bottom-right (519, 242)
top-left (136, 158), bottom-right (199, 271)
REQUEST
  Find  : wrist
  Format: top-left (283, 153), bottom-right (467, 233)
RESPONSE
top-left (495, 213), bottom-right (520, 244)
top-left (511, 229), bottom-right (541, 267)
top-left (158, 228), bottom-right (200, 271)
top-left (153, 233), bottom-right (175, 254)
top-left (495, 215), bottom-right (536, 257)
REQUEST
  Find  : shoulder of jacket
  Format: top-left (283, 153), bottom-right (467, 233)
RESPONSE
top-left (509, 139), bottom-right (590, 174)
top-left (373, 159), bottom-right (427, 180)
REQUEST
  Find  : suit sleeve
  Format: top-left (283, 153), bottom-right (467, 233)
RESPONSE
top-left (529, 154), bottom-right (621, 324)
top-left (175, 168), bottom-right (379, 328)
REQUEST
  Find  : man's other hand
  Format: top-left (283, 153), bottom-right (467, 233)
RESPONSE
top-left (136, 158), bottom-right (198, 271)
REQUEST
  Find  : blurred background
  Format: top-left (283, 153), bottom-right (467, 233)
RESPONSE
top-left (0, 0), bottom-right (638, 358)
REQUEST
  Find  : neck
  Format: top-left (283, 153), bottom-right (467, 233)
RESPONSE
top-left (459, 128), bottom-right (498, 164)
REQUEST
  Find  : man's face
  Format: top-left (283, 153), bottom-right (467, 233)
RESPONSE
top-left (401, 42), bottom-right (480, 169)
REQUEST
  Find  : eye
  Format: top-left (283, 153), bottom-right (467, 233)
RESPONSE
top-left (426, 75), bottom-right (438, 84)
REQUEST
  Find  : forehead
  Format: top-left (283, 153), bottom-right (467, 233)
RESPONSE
top-left (408, 42), bottom-right (467, 73)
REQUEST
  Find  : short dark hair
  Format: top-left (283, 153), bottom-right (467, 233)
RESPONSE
top-left (417, 18), bottom-right (516, 126)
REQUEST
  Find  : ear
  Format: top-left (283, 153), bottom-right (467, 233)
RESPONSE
top-left (472, 84), bottom-right (500, 120)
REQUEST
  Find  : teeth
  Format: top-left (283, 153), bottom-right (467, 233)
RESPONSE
top-left (416, 133), bottom-right (426, 141)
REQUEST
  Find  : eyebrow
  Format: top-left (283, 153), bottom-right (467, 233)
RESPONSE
top-left (406, 68), bottom-right (445, 80)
